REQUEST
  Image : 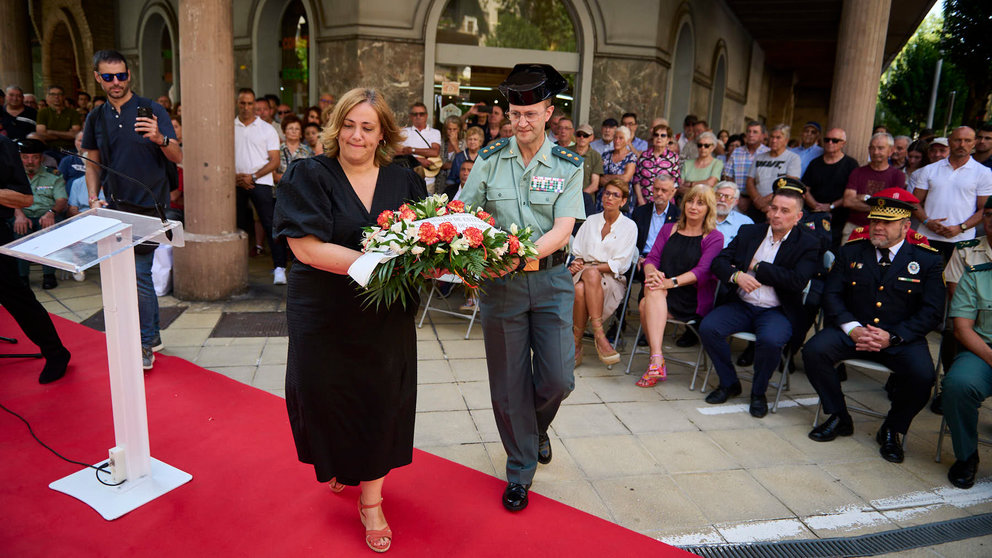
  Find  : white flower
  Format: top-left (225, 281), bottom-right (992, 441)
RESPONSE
top-left (510, 223), bottom-right (519, 235)
top-left (390, 221), bottom-right (404, 234)
top-left (494, 244), bottom-right (508, 257)
top-left (486, 227), bottom-right (497, 238)
top-left (388, 241), bottom-right (408, 254)
top-left (411, 245), bottom-right (425, 255)
top-left (436, 246), bottom-right (446, 254)
top-left (449, 237), bottom-right (470, 255)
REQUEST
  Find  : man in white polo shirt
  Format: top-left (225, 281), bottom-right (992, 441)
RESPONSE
top-left (234, 87), bottom-right (287, 284)
top-left (398, 102), bottom-right (441, 193)
top-left (911, 126), bottom-right (992, 262)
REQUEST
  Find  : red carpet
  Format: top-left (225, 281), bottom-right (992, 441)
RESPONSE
top-left (0, 309), bottom-right (693, 557)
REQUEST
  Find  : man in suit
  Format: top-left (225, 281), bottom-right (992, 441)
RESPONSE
top-left (700, 178), bottom-right (820, 417)
top-left (804, 188), bottom-right (945, 464)
top-left (632, 173), bottom-right (680, 259)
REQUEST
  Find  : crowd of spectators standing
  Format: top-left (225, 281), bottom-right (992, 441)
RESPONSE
top-left (5, 70), bottom-right (992, 491)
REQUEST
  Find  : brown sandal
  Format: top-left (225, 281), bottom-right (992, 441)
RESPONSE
top-left (358, 497), bottom-right (392, 553)
top-left (591, 318), bottom-right (620, 366)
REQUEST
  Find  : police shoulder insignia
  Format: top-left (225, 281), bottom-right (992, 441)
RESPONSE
top-left (822, 219), bottom-right (831, 232)
top-left (955, 238), bottom-right (980, 248)
top-left (970, 262), bottom-right (992, 272)
top-left (551, 145), bottom-right (583, 167)
top-left (854, 227), bottom-right (864, 233)
top-left (479, 138), bottom-right (510, 160)
top-left (918, 243), bottom-right (939, 252)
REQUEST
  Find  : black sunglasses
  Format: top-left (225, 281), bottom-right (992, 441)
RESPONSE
top-left (824, 137), bottom-right (844, 143)
top-left (99, 72), bottom-right (129, 83)
top-left (410, 112), bottom-right (427, 116)
top-left (277, 110), bottom-right (293, 115)
top-left (575, 132), bottom-right (591, 138)
top-left (697, 143), bottom-right (713, 148)
top-left (653, 133), bottom-right (668, 138)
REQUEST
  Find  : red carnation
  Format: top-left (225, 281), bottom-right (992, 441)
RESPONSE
top-left (447, 200), bottom-right (466, 213)
top-left (463, 227), bottom-right (484, 248)
top-left (377, 210), bottom-right (394, 228)
top-left (507, 235), bottom-right (521, 255)
top-left (399, 208), bottom-right (417, 221)
top-left (438, 221), bottom-right (458, 243)
top-left (419, 222), bottom-right (440, 245)
top-left (477, 210), bottom-right (495, 226)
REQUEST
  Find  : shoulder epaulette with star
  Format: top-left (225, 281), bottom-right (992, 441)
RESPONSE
top-left (955, 238), bottom-right (981, 249)
top-left (479, 138), bottom-right (510, 160)
top-left (966, 262), bottom-right (992, 272)
top-left (916, 242), bottom-right (939, 253)
top-left (551, 145), bottom-right (583, 167)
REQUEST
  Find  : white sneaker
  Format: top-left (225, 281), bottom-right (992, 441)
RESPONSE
top-left (273, 267), bottom-right (288, 285)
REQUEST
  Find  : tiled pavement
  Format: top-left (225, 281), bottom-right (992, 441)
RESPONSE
top-left (31, 259), bottom-right (992, 556)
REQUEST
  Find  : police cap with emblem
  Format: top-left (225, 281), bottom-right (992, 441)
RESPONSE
top-left (867, 187), bottom-right (918, 221)
top-left (498, 64), bottom-right (568, 106)
top-left (772, 176), bottom-right (806, 196)
top-left (17, 138), bottom-right (47, 154)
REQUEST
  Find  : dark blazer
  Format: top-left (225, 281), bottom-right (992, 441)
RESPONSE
top-left (823, 238), bottom-right (945, 344)
top-left (710, 223), bottom-right (821, 344)
top-left (632, 201), bottom-right (681, 254)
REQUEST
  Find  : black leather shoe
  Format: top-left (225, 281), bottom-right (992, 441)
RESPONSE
top-left (948, 452), bottom-right (979, 489)
top-left (749, 393), bottom-right (768, 418)
top-left (538, 432), bottom-right (552, 465)
top-left (808, 413), bottom-right (854, 442)
top-left (42, 275), bottom-right (57, 290)
top-left (705, 382), bottom-right (742, 404)
top-left (636, 333), bottom-right (648, 347)
top-left (931, 393), bottom-right (944, 415)
top-left (502, 482), bottom-right (530, 512)
top-left (675, 329), bottom-right (698, 347)
top-left (876, 426), bottom-right (905, 463)
top-left (837, 363), bottom-right (848, 382)
top-left (736, 342), bottom-right (755, 366)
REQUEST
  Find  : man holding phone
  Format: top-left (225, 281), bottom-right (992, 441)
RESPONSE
top-left (82, 49), bottom-right (181, 370)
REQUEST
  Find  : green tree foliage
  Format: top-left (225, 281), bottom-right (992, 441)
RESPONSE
top-left (876, 15), bottom-right (966, 136)
top-left (941, 0), bottom-right (992, 125)
top-left (488, 0), bottom-right (576, 52)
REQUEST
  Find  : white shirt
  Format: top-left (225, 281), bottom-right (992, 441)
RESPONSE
top-left (402, 125), bottom-right (442, 185)
top-left (571, 212), bottom-right (638, 277)
top-left (841, 239), bottom-right (905, 335)
top-left (643, 202), bottom-right (672, 255)
top-left (739, 227), bottom-right (791, 308)
top-left (910, 157), bottom-right (992, 242)
top-left (234, 116), bottom-right (280, 186)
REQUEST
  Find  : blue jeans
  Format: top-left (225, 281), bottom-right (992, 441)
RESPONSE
top-left (134, 250), bottom-right (159, 347)
top-left (699, 300), bottom-right (791, 395)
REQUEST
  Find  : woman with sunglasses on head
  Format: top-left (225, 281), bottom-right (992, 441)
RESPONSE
top-left (632, 124), bottom-right (682, 208)
top-left (636, 184), bottom-right (723, 387)
top-left (570, 178), bottom-right (638, 367)
top-left (600, 127), bottom-right (638, 213)
top-left (680, 131), bottom-right (724, 196)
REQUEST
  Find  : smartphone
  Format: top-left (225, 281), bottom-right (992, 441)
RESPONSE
top-left (136, 106), bottom-right (154, 119)
top-left (476, 104), bottom-right (491, 114)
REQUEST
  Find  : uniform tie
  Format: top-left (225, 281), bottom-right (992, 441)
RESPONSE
top-left (878, 249), bottom-right (891, 267)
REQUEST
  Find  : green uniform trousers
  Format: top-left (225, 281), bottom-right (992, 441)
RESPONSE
top-left (942, 349), bottom-right (992, 460)
top-left (480, 265), bottom-right (575, 485)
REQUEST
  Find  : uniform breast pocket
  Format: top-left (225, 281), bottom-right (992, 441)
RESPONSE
top-left (976, 301), bottom-right (992, 333)
top-left (486, 187), bottom-right (518, 202)
top-left (892, 280), bottom-right (921, 304)
top-left (529, 191), bottom-right (556, 206)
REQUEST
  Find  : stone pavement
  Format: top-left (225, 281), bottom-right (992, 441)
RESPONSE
top-left (30, 259), bottom-right (992, 556)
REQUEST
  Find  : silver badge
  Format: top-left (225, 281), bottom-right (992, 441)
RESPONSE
top-left (907, 261), bottom-right (920, 275)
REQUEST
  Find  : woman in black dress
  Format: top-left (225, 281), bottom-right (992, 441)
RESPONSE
top-left (274, 88), bottom-right (427, 553)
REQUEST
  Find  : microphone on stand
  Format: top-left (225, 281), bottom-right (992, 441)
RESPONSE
top-left (60, 149), bottom-right (173, 242)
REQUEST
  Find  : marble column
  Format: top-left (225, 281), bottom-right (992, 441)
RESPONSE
top-left (828, 0), bottom-right (892, 164)
top-left (173, 0), bottom-right (247, 300)
top-left (0, 0), bottom-right (33, 90)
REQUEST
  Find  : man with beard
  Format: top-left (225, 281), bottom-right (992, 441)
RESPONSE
top-left (713, 180), bottom-right (753, 248)
top-left (82, 50), bottom-right (181, 370)
top-left (804, 188), bottom-right (944, 464)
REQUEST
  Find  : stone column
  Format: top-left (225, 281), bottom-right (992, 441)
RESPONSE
top-left (173, 0), bottom-right (247, 300)
top-left (0, 0), bottom-right (33, 90)
top-left (827, 0), bottom-right (892, 164)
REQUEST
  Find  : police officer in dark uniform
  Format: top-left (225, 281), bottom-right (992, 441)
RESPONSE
top-left (804, 188), bottom-right (945, 463)
top-left (0, 136), bottom-right (71, 383)
top-left (460, 64), bottom-right (585, 512)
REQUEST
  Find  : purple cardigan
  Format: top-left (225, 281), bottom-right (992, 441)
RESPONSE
top-left (644, 223), bottom-right (724, 317)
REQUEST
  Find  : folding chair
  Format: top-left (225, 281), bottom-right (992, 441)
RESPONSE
top-left (811, 358), bottom-right (910, 448)
top-left (574, 245), bottom-right (640, 369)
top-left (417, 274), bottom-right (479, 339)
top-left (699, 332), bottom-right (791, 412)
top-left (935, 415), bottom-right (992, 462)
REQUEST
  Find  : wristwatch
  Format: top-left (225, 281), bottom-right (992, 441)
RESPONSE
top-left (961, 222), bottom-right (970, 232)
top-left (161, 136), bottom-right (170, 147)
top-left (863, 194), bottom-right (871, 202)
top-left (829, 203), bottom-right (835, 210)
top-left (672, 277), bottom-right (679, 288)
top-left (889, 333), bottom-right (903, 346)
top-left (250, 173), bottom-right (257, 182)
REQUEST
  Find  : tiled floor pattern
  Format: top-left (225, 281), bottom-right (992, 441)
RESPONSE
top-left (28, 261), bottom-right (992, 556)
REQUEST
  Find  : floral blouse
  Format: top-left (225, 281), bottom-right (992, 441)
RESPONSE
top-left (279, 142), bottom-right (315, 173)
top-left (632, 149), bottom-right (682, 204)
top-left (600, 149), bottom-right (638, 213)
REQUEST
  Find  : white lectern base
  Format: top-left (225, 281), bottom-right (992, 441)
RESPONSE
top-left (49, 458), bottom-right (192, 520)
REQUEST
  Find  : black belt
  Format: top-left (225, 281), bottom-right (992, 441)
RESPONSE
top-left (534, 250), bottom-right (569, 271)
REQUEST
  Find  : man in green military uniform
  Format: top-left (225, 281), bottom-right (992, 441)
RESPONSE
top-left (941, 200), bottom-right (992, 489)
top-left (942, 263), bottom-right (992, 489)
top-left (460, 64), bottom-right (585, 512)
top-left (10, 139), bottom-right (67, 289)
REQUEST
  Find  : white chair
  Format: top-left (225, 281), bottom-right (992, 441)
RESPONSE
top-left (812, 358), bottom-right (892, 426)
top-left (625, 319), bottom-right (707, 390)
top-left (417, 274), bottom-right (479, 339)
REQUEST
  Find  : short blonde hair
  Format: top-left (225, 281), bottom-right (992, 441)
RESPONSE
top-left (604, 178), bottom-right (629, 199)
top-left (319, 88), bottom-right (402, 167)
top-left (465, 126), bottom-right (485, 142)
top-left (678, 183), bottom-right (717, 234)
top-left (615, 126), bottom-right (632, 142)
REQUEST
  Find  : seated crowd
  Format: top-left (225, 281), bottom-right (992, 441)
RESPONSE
top-left (6, 77), bottom-right (992, 493)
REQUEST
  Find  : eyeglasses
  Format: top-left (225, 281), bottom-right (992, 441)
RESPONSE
top-left (653, 133), bottom-right (668, 138)
top-left (575, 132), bottom-right (591, 138)
top-left (601, 191), bottom-right (624, 199)
top-left (507, 110), bottom-right (545, 123)
top-left (410, 111), bottom-right (427, 117)
top-left (824, 137), bottom-right (844, 143)
top-left (277, 110), bottom-right (293, 115)
top-left (716, 192), bottom-right (736, 200)
top-left (697, 143), bottom-right (713, 148)
top-left (98, 72), bottom-right (129, 83)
